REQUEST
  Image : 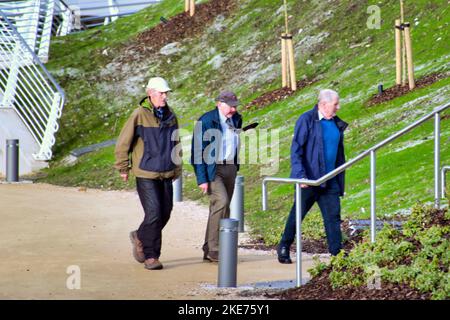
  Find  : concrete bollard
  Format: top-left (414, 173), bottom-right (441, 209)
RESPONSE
top-left (173, 175), bottom-right (182, 202)
top-left (230, 175), bottom-right (244, 232)
top-left (218, 218), bottom-right (238, 288)
top-left (6, 139), bottom-right (19, 182)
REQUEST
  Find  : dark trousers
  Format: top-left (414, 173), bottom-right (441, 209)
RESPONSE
top-left (280, 178), bottom-right (342, 256)
top-left (136, 177), bottom-right (173, 259)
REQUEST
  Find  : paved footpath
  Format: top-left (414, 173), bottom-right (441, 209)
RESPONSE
top-left (0, 183), bottom-right (328, 299)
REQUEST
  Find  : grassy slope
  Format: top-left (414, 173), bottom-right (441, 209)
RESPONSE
top-left (43, 0), bottom-right (450, 245)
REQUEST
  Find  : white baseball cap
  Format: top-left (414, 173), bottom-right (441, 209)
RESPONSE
top-left (146, 77), bottom-right (171, 92)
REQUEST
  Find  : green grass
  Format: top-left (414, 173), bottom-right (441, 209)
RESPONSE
top-left (41, 0), bottom-right (450, 245)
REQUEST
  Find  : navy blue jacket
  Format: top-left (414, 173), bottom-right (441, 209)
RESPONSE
top-left (191, 108), bottom-right (242, 185)
top-left (290, 105), bottom-right (348, 196)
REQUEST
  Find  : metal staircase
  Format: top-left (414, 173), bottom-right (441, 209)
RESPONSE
top-left (0, 0), bottom-right (160, 176)
top-left (0, 4), bottom-right (64, 175)
top-left (0, 0), bottom-right (57, 62)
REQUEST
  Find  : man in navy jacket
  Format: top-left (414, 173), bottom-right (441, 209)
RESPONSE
top-left (191, 91), bottom-right (243, 262)
top-left (278, 89), bottom-right (348, 263)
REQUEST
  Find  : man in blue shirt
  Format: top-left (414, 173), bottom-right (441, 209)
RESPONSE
top-left (191, 91), bottom-right (243, 262)
top-left (278, 89), bottom-right (348, 263)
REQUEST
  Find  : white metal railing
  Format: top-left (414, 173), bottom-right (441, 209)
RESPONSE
top-left (262, 103), bottom-right (449, 287)
top-left (1, 0), bottom-right (162, 42)
top-left (0, 9), bottom-right (65, 160)
top-left (52, 0), bottom-right (76, 36)
top-left (76, 0), bottom-right (159, 29)
top-left (0, 0), bottom-right (57, 62)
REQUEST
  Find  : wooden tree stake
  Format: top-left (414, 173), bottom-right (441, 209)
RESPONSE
top-left (395, 19), bottom-right (402, 85)
top-left (189, 0), bottom-right (195, 17)
top-left (403, 23), bottom-right (415, 90)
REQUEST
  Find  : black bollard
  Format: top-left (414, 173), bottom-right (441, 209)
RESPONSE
top-left (378, 84), bottom-right (384, 95)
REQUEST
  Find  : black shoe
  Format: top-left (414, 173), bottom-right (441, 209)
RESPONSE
top-left (277, 245), bottom-right (292, 264)
top-left (205, 251), bottom-right (219, 262)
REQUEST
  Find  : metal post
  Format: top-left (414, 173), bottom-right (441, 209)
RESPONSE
top-left (218, 219), bottom-right (239, 287)
top-left (72, 5), bottom-right (81, 30)
top-left (173, 175), bottom-right (182, 202)
top-left (370, 150), bottom-right (376, 243)
top-left (230, 176), bottom-right (244, 232)
top-left (6, 139), bottom-right (19, 182)
top-left (105, 0), bottom-right (119, 24)
top-left (295, 183), bottom-right (302, 287)
top-left (434, 113), bottom-right (440, 208)
top-left (262, 181), bottom-right (267, 211)
top-left (59, 4), bottom-right (73, 36)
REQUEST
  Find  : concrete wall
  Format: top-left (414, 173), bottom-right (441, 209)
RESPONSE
top-left (0, 107), bottom-right (48, 177)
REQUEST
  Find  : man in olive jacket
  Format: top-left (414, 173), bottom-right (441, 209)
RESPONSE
top-left (114, 77), bottom-right (181, 270)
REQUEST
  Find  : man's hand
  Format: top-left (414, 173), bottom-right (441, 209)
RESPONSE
top-left (199, 183), bottom-right (209, 194)
top-left (120, 173), bottom-right (128, 182)
top-left (300, 184), bottom-right (309, 188)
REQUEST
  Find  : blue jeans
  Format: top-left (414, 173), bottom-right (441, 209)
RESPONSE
top-left (279, 178), bottom-right (342, 256)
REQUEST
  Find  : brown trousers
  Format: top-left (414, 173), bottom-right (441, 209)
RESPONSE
top-left (203, 164), bottom-right (237, 253)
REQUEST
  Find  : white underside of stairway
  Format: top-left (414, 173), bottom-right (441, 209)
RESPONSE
top-left (0, 107), bottom-right (48, 177)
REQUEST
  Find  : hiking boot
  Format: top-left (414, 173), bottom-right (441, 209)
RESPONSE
top-left (277, 245), bottom-right (292, 264)
top-left (205, 251), bottom-right (219, 262)
top-left (144, 258), bottom-right (163, 270)
top-left (129, 230), bottom-right (145, 263)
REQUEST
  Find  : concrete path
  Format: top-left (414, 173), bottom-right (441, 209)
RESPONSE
top-left (0, 183), bottom-right (328, 299)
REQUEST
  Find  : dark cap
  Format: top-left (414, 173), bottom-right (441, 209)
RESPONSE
top-left (216, 91), bottom-right (239, 107)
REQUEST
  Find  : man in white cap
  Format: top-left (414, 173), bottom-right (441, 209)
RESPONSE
top-left (114, 77), bottom-right (181, 270)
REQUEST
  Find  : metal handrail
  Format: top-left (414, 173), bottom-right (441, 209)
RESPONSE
top-left (0, 9), bottom-right (65, 160)
top-left (262, 103), bottom-right (449, 287)
top-left (0, 10), bottom-right (64, 94)
top-left (80, 1), bottom-right (159, 12)
top-left (74, 0), bottom-right (159, 29)
top-left (80, 12), bottom-right (134, 23)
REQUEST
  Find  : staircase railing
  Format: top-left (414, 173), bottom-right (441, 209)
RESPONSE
top-left (76, 0), bottom-right (159, 29)
top-left (52, 0), bottom-right (76, 36)
top-left (0, 0), bottom-right (57, 62)
top-left (0, 9), bottom-right (65, 160)
top-left (262, 103), bottom-right (449, 287)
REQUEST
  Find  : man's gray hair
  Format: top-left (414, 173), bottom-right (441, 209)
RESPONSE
top-left (318, 89), bottom-right (339, 103)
